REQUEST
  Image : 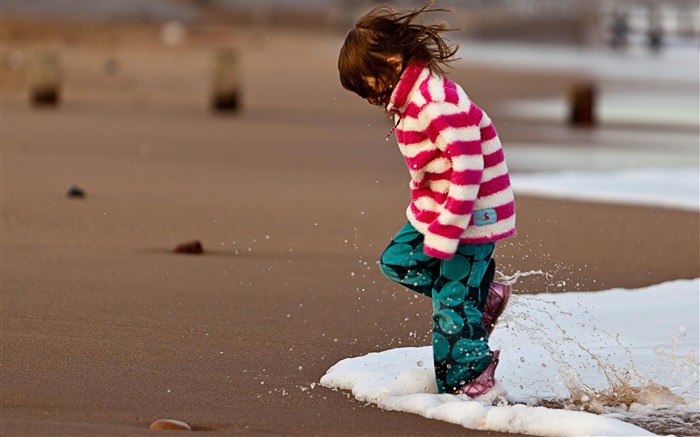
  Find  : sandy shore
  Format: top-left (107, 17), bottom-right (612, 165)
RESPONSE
top-left (2, 17), bottom-right (698, 436)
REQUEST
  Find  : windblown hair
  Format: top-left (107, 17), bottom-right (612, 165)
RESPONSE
top-left (338, 1), bottom-right (459, 107)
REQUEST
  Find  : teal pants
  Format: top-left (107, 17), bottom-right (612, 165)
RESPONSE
top-left (379, 222), bottom-right (496, 394)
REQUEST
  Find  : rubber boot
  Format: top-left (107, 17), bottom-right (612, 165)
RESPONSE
top-left (482, 282), bottom-right (511, 335)
top-left (455, 350), bottom-right (501, 398)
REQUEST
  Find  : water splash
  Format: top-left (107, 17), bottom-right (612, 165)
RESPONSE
top-left (497, 269), bottom-right (550, 286)
top-left (496, 283), bottom-right (699, 436)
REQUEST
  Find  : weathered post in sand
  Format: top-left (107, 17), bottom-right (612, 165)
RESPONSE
top-left (568, 82), bottom-right (597, 128)
top-left (28, 49), bottom-right (62, 107)
top-left (211, 49), bottom-right (241, 112)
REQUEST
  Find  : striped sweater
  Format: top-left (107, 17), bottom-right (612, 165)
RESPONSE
top-left (387, 62), bottom-right (516, 260)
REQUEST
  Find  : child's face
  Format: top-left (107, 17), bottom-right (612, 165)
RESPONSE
top-left (362, 76), bottom-right (388, 107)
top-left (361, 55), bottom-right (404, 108)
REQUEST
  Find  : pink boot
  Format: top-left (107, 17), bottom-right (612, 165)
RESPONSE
top-left (455, 350), bottom-right (501, 398)
top-left (482, 282), bottom-right (511, 335)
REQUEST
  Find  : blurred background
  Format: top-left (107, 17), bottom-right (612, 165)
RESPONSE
top-left (3, 0), bottom-right (698, 120)
top-left (3, 0), bottom-right (697, 137)
top-left (2, 0), bottom-right (700, 43)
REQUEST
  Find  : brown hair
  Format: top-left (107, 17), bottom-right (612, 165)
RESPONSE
top-left (338, 1), bottom-right (459, 107)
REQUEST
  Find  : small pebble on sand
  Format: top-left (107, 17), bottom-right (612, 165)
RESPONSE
top-left (149, 419), bottom-right (192, 431)
top-left (64, 185), bottom-right (86, 199)
top-left (174, 240), bottom-right (204, 254)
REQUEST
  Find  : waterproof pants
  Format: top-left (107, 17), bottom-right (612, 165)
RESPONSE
top-left (379, 222), bottom-right (496, 394)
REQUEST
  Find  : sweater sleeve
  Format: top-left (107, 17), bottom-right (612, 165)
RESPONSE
top-left (420, 102), bottom-right (483, 260)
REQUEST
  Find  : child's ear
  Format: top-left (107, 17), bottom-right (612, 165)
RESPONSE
top-left (386, 54), bottom-right (404, 74)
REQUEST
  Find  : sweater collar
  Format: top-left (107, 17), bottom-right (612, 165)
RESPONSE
top-left (387, 60), bottom-right (428, 115)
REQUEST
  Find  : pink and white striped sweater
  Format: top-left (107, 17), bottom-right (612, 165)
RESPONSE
top-left (387, 62), bottom-right (516, 259)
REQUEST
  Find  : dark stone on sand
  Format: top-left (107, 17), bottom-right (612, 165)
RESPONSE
top-left (149, 419), bottom-right (192, 431)
top-left (64, 185), bottom-right (86, 199)
top-left (174, 240), bottom-right (204, 254)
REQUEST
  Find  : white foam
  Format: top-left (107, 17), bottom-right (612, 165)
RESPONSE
top-left (321, 279), bottom-right (699, 436)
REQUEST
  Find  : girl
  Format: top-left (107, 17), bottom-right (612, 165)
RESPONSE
top-left (338, 2), bottom-right (515, 400)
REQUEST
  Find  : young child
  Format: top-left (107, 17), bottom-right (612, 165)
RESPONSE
top-left (338, 2), bottom-right (515, 400)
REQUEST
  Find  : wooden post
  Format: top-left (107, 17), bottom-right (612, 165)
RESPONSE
top-left (28, 49), bottom-right (62, 107)
top-left (211, 49), bottom-right (241, 112)
top-left (568, 82), bottom-right (597, 128)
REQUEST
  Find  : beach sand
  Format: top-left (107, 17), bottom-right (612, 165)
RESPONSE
top-left (2, 17), bottom-right (698, 436)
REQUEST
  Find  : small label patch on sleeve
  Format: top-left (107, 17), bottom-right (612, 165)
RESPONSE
top-left (474, 208), bottom-right (497, 226)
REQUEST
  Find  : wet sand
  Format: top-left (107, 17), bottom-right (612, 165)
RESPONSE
top-left (1, 18), bottom-right (698, 436)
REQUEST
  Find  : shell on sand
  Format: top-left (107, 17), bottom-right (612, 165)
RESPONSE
top-left (149, 418), bottom-right (192, 431)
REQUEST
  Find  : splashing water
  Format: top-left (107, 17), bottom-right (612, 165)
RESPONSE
top-left (493, 282), bottom-right (699, 436)
top-left (497, 269), bottom-right (551, 285)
